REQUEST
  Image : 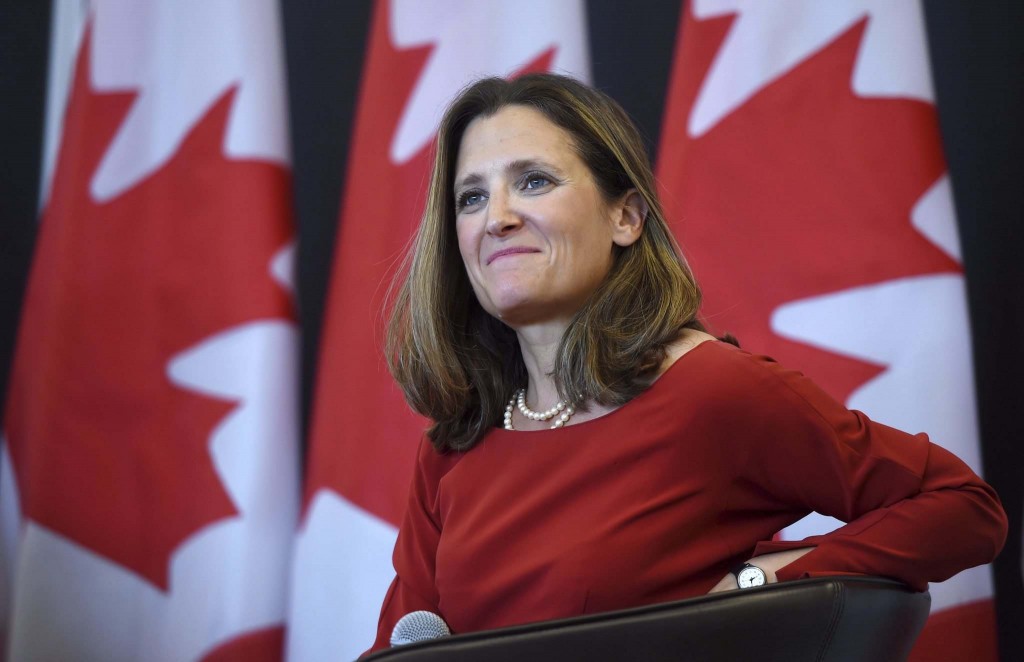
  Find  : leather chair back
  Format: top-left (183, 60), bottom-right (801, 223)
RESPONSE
top-left (365, 576), bottom-right (930, 661)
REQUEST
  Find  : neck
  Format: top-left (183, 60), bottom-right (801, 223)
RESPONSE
top-left (514, 319), bottom-right (568, 408)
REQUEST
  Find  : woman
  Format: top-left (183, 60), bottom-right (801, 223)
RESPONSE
top-left (368, 73), bottom-right (1007, 651)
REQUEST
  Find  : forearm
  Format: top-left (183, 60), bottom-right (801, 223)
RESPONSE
top-left (756, 483), bottom-right (1006, 591)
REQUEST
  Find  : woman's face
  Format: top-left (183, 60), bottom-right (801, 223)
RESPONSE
top-left (453, 104), bottom-right (640, 327)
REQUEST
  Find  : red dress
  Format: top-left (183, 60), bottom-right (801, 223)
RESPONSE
top-left (368, 341), bottom-right (1007, 652)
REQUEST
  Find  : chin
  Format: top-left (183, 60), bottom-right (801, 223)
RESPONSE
top-left (491, 301), bottom-right (568, 329)
top-left (475, 282), bottom-right (576, 328)
top-left (479, 287), bottom-right (536, 318)
top-left (485, 301), bottom-right (534, 325)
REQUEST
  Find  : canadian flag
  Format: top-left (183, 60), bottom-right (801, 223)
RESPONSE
top-left (285, 0), bottom-right (589, 659)
top-left (658, 1), bottom-right (995, 659)
top-left (1, 1), bottom-right (299, 660)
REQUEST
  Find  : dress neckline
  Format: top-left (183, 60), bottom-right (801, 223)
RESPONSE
top-left (491, 339), bottom-right (723, 438)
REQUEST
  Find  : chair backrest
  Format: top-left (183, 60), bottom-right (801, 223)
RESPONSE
top-left (364, 576), bottom-right (930, 662)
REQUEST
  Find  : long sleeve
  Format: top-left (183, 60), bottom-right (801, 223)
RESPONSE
top-left (712, 348), bottom-right (1008, 591)
top-left (361, 342), bottom-right (1007, 649)
top-left (365, 438), bottom-right (461, 655)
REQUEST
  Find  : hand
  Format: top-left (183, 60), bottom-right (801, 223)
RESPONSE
top-left (707, 547), bottom-right (815, 594)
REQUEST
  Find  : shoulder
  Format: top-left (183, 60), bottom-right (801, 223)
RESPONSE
top-left (657, 336), bottom-right (839, 424)
top-left (658, 329), bottom-right (796, 384)
top-left (659, 330), bottom-right (789, 391)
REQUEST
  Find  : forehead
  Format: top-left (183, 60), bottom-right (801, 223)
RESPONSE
top-left (454, 105), bottom-right (580, 179)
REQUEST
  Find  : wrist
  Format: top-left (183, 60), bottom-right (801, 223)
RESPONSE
top-left (731, 562), bottom-right (767, 589)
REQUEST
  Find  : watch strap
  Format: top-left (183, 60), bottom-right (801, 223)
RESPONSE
top-left (730, 561), bottom-right (753, 577)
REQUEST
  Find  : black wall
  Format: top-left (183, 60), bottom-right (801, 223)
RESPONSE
top-left (0, 0), bottom-right (50, 413)
top-left (925, 2), bottom-right (1024, 657)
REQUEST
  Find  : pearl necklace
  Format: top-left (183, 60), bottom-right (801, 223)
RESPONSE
top-left (503, 388), bottom-right (575, 430)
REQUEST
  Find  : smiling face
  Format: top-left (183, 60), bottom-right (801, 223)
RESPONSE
top-left (453, 105), bottom-right (640, 328)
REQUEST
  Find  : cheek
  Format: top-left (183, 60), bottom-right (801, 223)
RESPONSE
top-left (455, 224), bottom-right (477, 265)
top-left (565, 220), bottom-right (614, 274)
top-left (455, 224), bottom-right (488, 298)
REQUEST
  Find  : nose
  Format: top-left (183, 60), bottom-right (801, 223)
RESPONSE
top-left (485, 189), bottom-right (523, 237)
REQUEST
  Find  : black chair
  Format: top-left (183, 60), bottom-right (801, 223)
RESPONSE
top-left (364, 576), bottom-right (930, 661)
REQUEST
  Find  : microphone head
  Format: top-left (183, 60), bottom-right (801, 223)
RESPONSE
top-left (390, 611), bottom-right (452, 647)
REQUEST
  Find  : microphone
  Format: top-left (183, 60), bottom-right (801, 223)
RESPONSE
top-left (390, 611), bottom-right (451, 647)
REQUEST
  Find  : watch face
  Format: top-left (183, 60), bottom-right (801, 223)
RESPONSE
top-left (737, 566), bottom-right (766, 588)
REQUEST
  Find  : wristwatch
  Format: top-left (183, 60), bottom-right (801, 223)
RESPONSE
top-left (731, 562), bottom-right (767, 589)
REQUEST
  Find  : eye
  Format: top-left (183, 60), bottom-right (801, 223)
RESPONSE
top-left (521, 172), bottom-right (553, 191)
top-left (456, 189), bottom-right (486, 212)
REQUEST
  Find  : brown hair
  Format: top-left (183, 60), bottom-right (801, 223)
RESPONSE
top-left (386, 73), bottom-right (705, 452)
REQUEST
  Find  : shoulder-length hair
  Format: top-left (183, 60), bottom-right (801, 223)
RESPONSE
top-left (386, 73), bottom-right (705, 452)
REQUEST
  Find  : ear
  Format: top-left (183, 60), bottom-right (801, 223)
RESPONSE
top-left (610, 189), bottom-right (647, 247)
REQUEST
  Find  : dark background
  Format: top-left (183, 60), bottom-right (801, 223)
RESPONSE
top-left (2, 1), bottom-right (1021, 657)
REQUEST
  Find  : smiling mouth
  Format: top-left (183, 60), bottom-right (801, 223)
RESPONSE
top-left (486, 247), bottom-right (540, 265)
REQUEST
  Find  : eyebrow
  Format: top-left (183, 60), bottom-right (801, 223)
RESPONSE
top-left (454, 158), bottom-right (566, 191)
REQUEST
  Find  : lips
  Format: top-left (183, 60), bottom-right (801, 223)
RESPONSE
top-left (486, 247), bottom-right (541, 265)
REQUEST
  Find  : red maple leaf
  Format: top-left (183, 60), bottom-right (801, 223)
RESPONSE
top-left (303, 0), bottom-right (435, 529)
top-left (4, 29), bottom-right (294, 590)
top-left (658, 12), bottom-right (989, 656)
top-left (657, 9), bottom-right (959, 403)
top-left (306, 0), bottom-right (556, 527)
top-left (199, 625), bottom-right (284, 662)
